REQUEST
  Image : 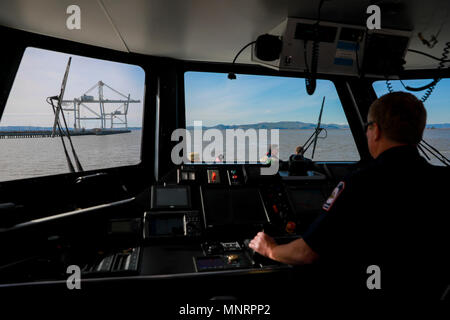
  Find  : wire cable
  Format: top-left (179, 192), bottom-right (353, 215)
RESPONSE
top-left (407, 49), bottom-right (450, 62)
top-left (232, 41), bottom-right (256, 65)
top-left (386, 79), bottom-right (394, 93)
top-left (228, 41), bottom-right (256, 79)
top-left (387, 42), bottom-right (450, 102)
top-left (304, 0), bottom-right (325, 95)
top-left (418, 41), bottom-right (449, 102)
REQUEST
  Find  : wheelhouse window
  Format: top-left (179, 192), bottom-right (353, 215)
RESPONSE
top-left (184, 71), bottom-right (360, 162)
top-left (0, 47), bottom-right (145, 181)
top-left (373, 80), bottom-right (450, 166)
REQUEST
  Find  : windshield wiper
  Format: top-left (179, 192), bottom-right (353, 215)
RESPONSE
top-left (418, 139), bottom-right (450, 166)
top-left (302, 96), bottom-right (327, 159)
top-left (47, 57), bottom-right (83, 172)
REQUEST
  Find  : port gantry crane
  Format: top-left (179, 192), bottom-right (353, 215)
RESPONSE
top-left (61, 80), bottom-right (140, 130)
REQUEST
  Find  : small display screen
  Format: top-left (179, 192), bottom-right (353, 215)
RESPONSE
top-left (153, 186), bottom-right (190, 208)
top-left (287, 187), bottom-right (325, 214)
top-left (110, 221), bottom-right (133, 233)
top-left (201, 187), bottom-right (268, 227)
top-left (149, 217), bottom-right (184, 236)
top-left (195, 257), bottom-right (226, 271)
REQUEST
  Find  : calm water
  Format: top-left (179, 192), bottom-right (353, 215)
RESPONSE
top-left (0, 129), bottom-right (448, 182)
top-left (0, 131), bottom-right (142, 182)
top-left (188, 129), bottom-right (450, 165)
top-left (282, 129), bottom-right (450, 164)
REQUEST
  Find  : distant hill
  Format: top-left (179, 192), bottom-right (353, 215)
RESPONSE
top-left (0, 126), bottom-right (50, 131)
top-left (425, 123), bottom-right (450, 129)
top-left (0, 126), bottom-right (142, 131)
top-left (1, 123), bottom-right (448, 131)
top-left (187, 121), bottom-right (349, 130)
top-left (186, 121), bottom-right (450, 130)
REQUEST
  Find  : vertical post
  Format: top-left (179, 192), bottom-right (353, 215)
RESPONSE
top-left (98, 81), bottom-right (105, 129)
top-left (77, 102), bottom-right (81, 129)
top-left (125, 94), bottom-right (130, 129)
top-left (73, 101), bottom-right (77, 129)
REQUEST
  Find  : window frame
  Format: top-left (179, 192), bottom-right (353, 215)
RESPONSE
top-left (179, 62), bottom-right (365, 164)
top-left (0, 26), bottom-right (156, 184)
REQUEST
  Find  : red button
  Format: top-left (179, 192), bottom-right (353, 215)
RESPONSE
top-left (286, 221), bottom-right (296, 233)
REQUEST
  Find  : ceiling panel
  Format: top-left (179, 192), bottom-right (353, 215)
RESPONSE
top-left (0, 0), bottom-right (449, 70)
top-left (0, 0), bottom-right (126, 52)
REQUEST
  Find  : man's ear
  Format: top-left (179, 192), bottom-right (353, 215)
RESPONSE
top-left (373, 123), bottom-right (382, 141)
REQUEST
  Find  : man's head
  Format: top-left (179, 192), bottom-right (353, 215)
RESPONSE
top-left (366, 92), bottom-right (427, 158)
top-left (295, 145), bottom-right (305, 155)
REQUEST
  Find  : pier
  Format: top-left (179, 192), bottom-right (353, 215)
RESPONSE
top-left (0, 129), bottom-right (131, 139)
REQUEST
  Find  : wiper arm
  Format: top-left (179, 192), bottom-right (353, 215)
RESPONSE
top-left (51, 96), bottom-right (83, 172)
top-left (302, 96), bottom-right (326, 159)
top-left (311, 96), bottom-right (325, 158)
top-left (48, 57), bottom-right (84, 172)
top-left (418, 139), bottom-right (450, 166)
top-left (417, 143), bottom-right (431, 161)
top-left (47, 97), bottom-right (75, 173)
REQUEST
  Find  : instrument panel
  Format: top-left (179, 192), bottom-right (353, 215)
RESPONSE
top-left (0, 163), bottom-right (334, 286)
top-left (138, 164), bottom-right (330, 276)
top-left (148, 164), bottom-right (329, 240)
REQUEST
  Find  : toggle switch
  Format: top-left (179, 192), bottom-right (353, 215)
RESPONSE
top-left (207, 169), bottom-right (221, 184)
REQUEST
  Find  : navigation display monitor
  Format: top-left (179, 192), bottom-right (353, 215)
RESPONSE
top-left (201, 186), bottom-right (268, 227)
top-left (151, 185), bottom-right (191, 209)
top-left (148, 216), bottom-right (184, 236)
top-left (286, 186), bottom-right (326, 214)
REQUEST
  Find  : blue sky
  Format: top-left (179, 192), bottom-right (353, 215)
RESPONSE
top-left (185, 72), bottom-right (347, 127)
top-left (3, 48), bottom-right (448, 129)
top-left (185, 72), bottom-right (450, 127)
top-left (373, 80), bottom-right (450, 124)
top-left (1, 47), bottom-right (145, 128)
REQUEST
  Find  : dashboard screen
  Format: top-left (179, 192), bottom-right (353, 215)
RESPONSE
top-left (201, 187), bottom-right (268, 227)
top-left (287, 187), bottom-right (326, 214)
top-left (152, 185), bottom-right (190, 209)
top-left (148, 216), bottom-right (184, 236)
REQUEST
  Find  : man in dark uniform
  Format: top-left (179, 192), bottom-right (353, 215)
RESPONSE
top-left (249, 92), bottom-right (449, 300)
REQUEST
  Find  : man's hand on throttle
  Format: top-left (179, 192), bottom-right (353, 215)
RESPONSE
top-left (249, 232), bottom-right (277, 259)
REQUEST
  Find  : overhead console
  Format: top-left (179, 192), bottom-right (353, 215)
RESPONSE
top-left (252, 17), bottom-right (411, 77)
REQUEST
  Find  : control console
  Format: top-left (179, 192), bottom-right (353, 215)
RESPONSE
top-left (194, 241), bottom-right (253, 272)
top-left (82, 247), bottom-right (141, 276)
